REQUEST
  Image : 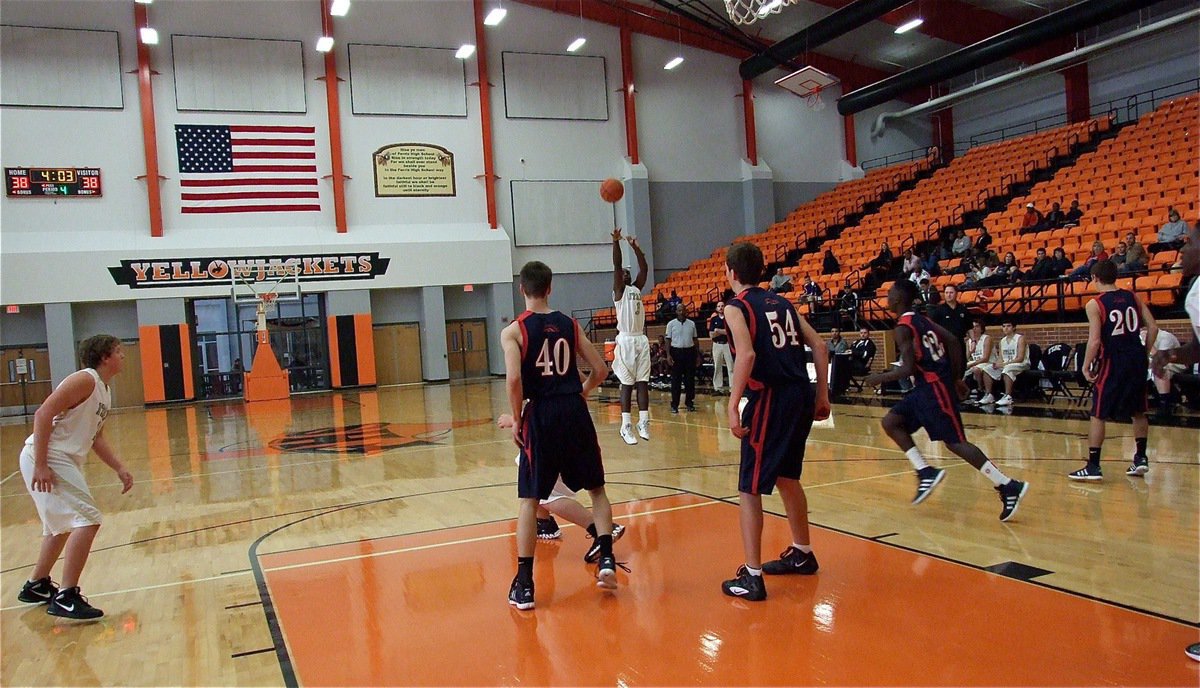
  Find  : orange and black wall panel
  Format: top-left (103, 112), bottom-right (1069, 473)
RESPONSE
top-left (327, 313), bottom-right (376, 388)
top-left (138, 324), bottom-right (195, 403)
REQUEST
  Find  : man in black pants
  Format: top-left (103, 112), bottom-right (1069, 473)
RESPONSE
top-left (666, 304), bottom-right (699, 413)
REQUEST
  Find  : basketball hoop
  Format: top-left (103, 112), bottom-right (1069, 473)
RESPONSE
top-left (724, 0), bottom-right (796, 24)
top-left (256, 292), bottom-right (278, 343)
top-left (775, 65), bottom-right (840, 111)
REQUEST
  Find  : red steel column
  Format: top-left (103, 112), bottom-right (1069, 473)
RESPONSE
top-left (843, 114), bottom-right (857, 167)
top-left (620, 26), bottom-right (640, 164)
top-left (1064, 63), bottom-right (1090, 124)
top-left (473, 0), bottom-right (499, 228)
top-left (932, 108), bottom-right (955, 163)
top-left (320, 0), bottom-right (348, 233)
top-left (134, 2), bottom-right (164, 238)
top-left (742, 80), bottom-right (758, 166)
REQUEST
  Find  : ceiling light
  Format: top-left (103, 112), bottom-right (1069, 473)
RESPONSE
top-left (330, 0), bottom-right (350, 16)
top-left (134, 0), bottom-right (153, 4)
top-left (484, 7), bottom-right (507, 26)
top-left (139, 27), bottom-right (158, 45)
top-left (894, 17), bottom-right (924, 34)
top-left (567, 37), bottom-right (586, 52)
top-left (756, 0), bottom-right (783, 17)
top-left (316, 36), bottom-right (334, 52)
top-left (455, 44), bottom-right (476, 59)
top-left (664, 56), bottom-right (684, 70)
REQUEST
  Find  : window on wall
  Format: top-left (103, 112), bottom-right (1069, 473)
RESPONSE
top-left (189, 293), bottom-right (327, 398)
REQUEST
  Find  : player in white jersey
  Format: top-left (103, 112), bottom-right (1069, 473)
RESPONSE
top-left (17, 335), bottom-right (134, 620)
top-left (611, 228), bottom-right (651, 445)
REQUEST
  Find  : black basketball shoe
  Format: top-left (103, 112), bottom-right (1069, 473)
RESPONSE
top-left (584, 523), bottom-right (626, 564)
top-left (912, 466), bottom-right (946, 505)
top-left (997, 480), bottom-right (1029, 522)
top-left (721, 565), bottom-right (766, 601)
top-left (536, 517), bottom-right (561, 540)
top-left (508, 576), bottom-right (534, 610)
top-left (761, 546), bottom-right (819, 575)
top-left (18, 577), bottom-right (58, 604)
top-left (46, 587), bottom-right (103, 620)
top-left (1068, 463), bottom-right (1103, 481)
top-left (596, 555), bottom-right (619, 590)
top-left (1125, 456), bottom-right (1149, 477)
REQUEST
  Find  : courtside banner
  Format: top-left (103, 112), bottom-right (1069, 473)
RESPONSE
top-left (108, 253), bottom-right (390, 289)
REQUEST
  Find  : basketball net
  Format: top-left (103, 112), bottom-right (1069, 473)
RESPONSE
top-left (805, 85), bottom-right (828, 111)
top-left (724, 0), bottom-right (795, 25)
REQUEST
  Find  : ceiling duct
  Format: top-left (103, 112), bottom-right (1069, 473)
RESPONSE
top-left (838, 0), bottom-right (1162, 116)
top-left (739, 0), bottom-right (913, 81)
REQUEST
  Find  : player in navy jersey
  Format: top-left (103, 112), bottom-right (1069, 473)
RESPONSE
top-left (719, 242), bottom-right (829, 602)
top-left (1069, 259), bottom-right (1158, 480)
top-left (865, 280), bottom-right (1029, 521)
top-left (501, 261), bottom-right (618, 610)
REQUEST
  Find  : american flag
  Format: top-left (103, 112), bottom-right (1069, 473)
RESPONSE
top-left (175, 124), bottom-right (320, 214)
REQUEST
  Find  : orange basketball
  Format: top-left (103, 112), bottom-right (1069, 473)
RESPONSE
top-left (600, 178), bottom-right (624, 203)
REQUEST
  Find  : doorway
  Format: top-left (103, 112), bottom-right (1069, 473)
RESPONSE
top-left (446, 319), bottom-right (490, 379)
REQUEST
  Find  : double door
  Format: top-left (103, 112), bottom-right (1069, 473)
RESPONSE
top-left (446, 319), bottom-right (489, 379)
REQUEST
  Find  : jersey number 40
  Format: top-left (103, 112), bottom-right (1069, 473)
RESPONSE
top-left (535, 338), bottom-right (572, 377)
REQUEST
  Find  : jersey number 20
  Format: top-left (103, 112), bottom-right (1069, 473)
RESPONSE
top-left (1107, 306), bottom-right (1139, 335)
top-left (536, 338), bottom-right (571, 377)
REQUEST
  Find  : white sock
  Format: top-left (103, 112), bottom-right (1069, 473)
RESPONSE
top-left (792, 543), bottom-right (812, 553)
top-left (622, 412), bottom-right (632, 426)
top-left (745, 565), bottom-right (762, 576)
top-left (905, 447), bottom-right (930, 471)
top-left (639, 410), bottom-right (650, 423)
top-left (979, 460), bottom-right (1011, 487)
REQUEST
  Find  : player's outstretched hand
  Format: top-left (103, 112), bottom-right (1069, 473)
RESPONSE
top-left (728, 400), bottom-right (748, 439)
top-left (627, 235), bottom-right (640, 251)
top-left (611, 228), bottom-right (623, 242)
top-left (497, 413), bottom-right (515, 429)
top-left (117, 468), bottom-right (134, 494)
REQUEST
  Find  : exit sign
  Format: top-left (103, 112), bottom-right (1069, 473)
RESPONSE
top-left (4, 305), bottom-right (18, 314)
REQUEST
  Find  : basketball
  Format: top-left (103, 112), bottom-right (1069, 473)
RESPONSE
top-left (600, 178), bottom-right (624, 203)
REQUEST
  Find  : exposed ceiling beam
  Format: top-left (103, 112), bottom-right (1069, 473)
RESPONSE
top-left (804, 0), bottom-right (1073, 64)
top-left (512, 0), bottom-right (925, 102)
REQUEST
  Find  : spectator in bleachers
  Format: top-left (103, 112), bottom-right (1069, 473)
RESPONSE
top-left (667, 290), bottom-right (683, 312)
top-left (822, 249), bottom-right (840, 276)
top-left (768, 268), bottom-right (793, 294)
top-left (1045, 202), bottom-right (1066, 230)
top-left (837, 279), bottom-right (859, 328)
top-left (850, 327), bottom-right (876, 375)
top-left (908, 264), bottom-right (930, 285)
top-left (826, 327), bottom-right (848, 355)
top-left (963, 254), bottom-right (997, 287)
top-left (800, 275), bottom-right (822, 306)
top-left (920, 249), bottom-right (941, 276)
top-left (901, 248), bottom-right (920, 276)
top-left (1150, 207), bottom-right (1188, 252)
top-left (1026, 247), bottom-right (1053, 281)
top-left (1111, 241), bottom-right (1129, 270)
top-left (975, 226), bottom-right (993, 253)
top-left (864, 242), bottom-right (893, 273)
top-left (656, 292), bottom-right (670, 324)
top-left (1048, 246), bottom-right (1073, 278)
top-left (1019, 203), bottom-right (1046, 235)
top-left (1123, 232), bottom-right (1148, 274)
top-left (994, 252), bottom-right (1021, 283)
top-left (1063, 199), bottom-right (1083, 226)
top-left (916, 278), bottom-right (940, 309)
top-left (1067, 240), bottom-right (1108, 281)
top-left (952, 230), bottom-right (972, 257)
top-left (947, 255), bottom-right (975, 276)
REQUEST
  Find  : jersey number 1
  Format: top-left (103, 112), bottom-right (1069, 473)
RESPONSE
top-left (536, 338), bottom-right (571, 377)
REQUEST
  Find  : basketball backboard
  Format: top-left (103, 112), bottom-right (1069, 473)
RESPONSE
top-left (774, 65), bottom-right (840, 110)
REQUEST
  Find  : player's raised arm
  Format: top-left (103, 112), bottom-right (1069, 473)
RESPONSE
top-left (575, 320), bottom-right (610, 396)
top-left (611, 228), bottom-right (626, 300)
top-left (501, 322), bottom-right (525, 447)
top-left (628, 235), bottom-right (648, 290)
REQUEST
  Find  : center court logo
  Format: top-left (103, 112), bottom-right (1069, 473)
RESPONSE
top-left (268, 419), bottom-right (491, 454)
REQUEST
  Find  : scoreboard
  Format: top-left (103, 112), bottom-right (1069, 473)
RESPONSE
top-left (5, 168), bottom-right (102, 197)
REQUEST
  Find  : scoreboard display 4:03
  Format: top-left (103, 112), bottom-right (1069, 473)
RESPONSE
top-left (5, 167), bottom-right (102, 197)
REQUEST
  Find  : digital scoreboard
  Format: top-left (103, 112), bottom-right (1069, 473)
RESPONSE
top-left (5, 167), bottom-right (102, 197)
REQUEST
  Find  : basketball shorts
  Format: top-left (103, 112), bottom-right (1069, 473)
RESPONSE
top-left (513, 454), bottom-right (575, 503)
top-left (518, 395), bottom-right (605, 501)
top-left (19, 446), bottom-right (102, 536)
top-left (1092, 353), bottom-right (1148, 421)
top-left (612, 333), bottom-right (651, 385)
top-left (890, 381), bottom-right (966, 444)
top-left (739, 383), bottom-right (814, 496)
